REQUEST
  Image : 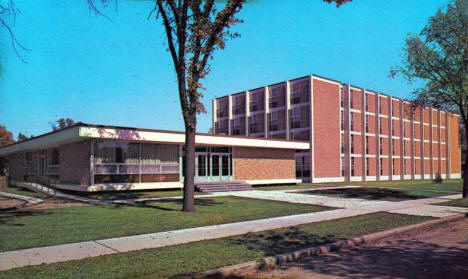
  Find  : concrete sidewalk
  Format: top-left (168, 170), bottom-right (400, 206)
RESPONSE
top-left (1, 192), bottom-right (467, 271)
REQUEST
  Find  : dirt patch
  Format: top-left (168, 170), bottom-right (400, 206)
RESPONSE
top-left (0, 196), bottom-right (26, 209)
top-left (24, 197), bottom-right (87, 210)
top-left (234, 219), bottom-right (468, 279)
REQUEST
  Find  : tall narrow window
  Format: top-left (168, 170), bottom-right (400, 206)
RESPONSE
top-left (351, 157), bottom-right (355, 176)
top-left (351, 135), bottom-right (354, 154)
top-left (380, 158), bottom-right (383, 176)
top-left (366, 158), bottom-right (370, 176)
top-left (366, 136), bottom-right (369, 154)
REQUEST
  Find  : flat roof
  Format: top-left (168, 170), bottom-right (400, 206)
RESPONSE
top-left (0, 123), bottom-right (310, 156)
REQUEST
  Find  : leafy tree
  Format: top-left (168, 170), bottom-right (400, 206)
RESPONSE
top-left (391, 0), bottom-right (468, 197)
top-left (17, 132), bottom-right (29, 141)
top-left (90, 0), bottom-right (351, 212)
top-left (0, 125), bottom-right (14, 146)
top-left (51, 118), bottom-right (76, 131)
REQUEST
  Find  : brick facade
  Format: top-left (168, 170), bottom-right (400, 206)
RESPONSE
top-left (233, 147), bottom-right (295, 180)
top-left (59, 140), bottom-right (91, 185)
top-left (214, 74), bottom-right (462, 182)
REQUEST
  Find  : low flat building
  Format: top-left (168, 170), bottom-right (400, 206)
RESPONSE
top-left (0, 123), bottom-right (308, 192)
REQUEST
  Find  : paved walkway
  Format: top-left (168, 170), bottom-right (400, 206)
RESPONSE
top-left (1, 190), bottom-right (467, 271)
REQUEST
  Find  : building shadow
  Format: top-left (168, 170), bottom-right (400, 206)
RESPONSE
top-left (276, 240), bottom-right (468, 279)
top-left (230, 227), bottom-right (339, 256)
top-left (300, 187), bottom-right (426, 201)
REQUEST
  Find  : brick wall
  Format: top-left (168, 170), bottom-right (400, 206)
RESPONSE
top-left (59, 140), bottom-right (91, 185)
top-left (233, 147), bottom-right (295, 180)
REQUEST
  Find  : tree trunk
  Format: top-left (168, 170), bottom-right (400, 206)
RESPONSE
top-left (183, 114), bottom-right (196, 212)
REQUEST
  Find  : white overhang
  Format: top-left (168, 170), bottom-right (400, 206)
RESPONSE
top-left (0, 125), bottom-right (310, 156)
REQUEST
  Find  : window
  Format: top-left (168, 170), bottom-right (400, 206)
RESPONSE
top-left (290, 108), bottom-right (301, 128)
top-left (341, 134), bottom-right (344, 154)
top-left (291, 83), bottom-right (300, 104)
top-left (249, 93), bottom-right (258, 111)
top-left (365, 95), bottom-right (370, 111)
top-left (351, 135), bottom-right (354, 154)
top-left (269, 112), bottom-right (278, 131)
top-left (341, 111), bottom-right (344, 130)
top-left (366, 136), bottom-right (369, 154)
top-left (351, 157), bottom-right (355, 176)
top-left (380, 158), bottom-right (383, 176)
top-left (270, 87), bottom-right (279, 108)
top-left (50, 149), bottom-right (59, 165)
top-left (249, 115), bottom-right (259, 134)
top-left (366, 158), bottom-right (370, 176)
top-left (392, 139), bottom-right (395, 155)
top-left (392, 159), bottom-right (396, 175)
top-left (379, 118), bottom-right (383, 134)
top-left (351, 113), bottom-right (354, 131)
top-left (366, 115), bottom-right (369, 133)
top-left (340, 88), bottom-right (344, 108)
top-left (379, 99), bottom-right (382, 113)
top-left (350, 92), bottom-right (354, 109)
top-left (380, 138), bottom-right (383, 155)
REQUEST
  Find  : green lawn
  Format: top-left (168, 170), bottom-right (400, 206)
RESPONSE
top-left (323, 179), bottom-right (462, 193)
top-left (436, 198), bottom-right (468, 208)
top-left (255, 184), bottom-right (339, 191)
top-left (297, 187), bottom-right (453, 201)
top-left (0, 212), bottom-right (434, 279)
top-left (0, 196), bottom-right (331, 252)
top-left (259, 179), bottom-right (462, 194)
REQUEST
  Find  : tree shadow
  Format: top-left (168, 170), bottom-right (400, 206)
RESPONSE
top-left (300, 187), bottom-right (427, 201)
top-left (230, 227), bottom-right (339, 256)
top-left (0, 209), bottom-right (53, 227)
top-left (276, 240), bottom-right (468, 279)
top-left (109, 198), bottom-right (223, 211)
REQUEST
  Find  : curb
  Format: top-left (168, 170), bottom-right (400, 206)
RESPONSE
top-left (188, 214), bottom-right (466, 279)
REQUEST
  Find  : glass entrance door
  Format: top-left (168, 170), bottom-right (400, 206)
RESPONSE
top-left (195, 150), bottom-right (232, 183)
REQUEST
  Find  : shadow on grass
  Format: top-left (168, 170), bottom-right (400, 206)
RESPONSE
top-left (230, 227), bottom-right (339, 256)
top-left (276, 240), bottom-right (468, 279)
top-left (0, 210), bottom-right (53, 227)
top-left (110, 198), bottom-right (223, 211)
top-left (300, 188), bottom-right (426, 201)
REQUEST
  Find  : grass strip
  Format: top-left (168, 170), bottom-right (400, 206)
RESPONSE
top-left (0, 196), bottom-right (331, 252)
top-left (0, 212), bottom-right (434, 279)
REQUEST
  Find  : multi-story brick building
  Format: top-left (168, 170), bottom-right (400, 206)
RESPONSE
top-left (212, 74), bottom-right (462, 183)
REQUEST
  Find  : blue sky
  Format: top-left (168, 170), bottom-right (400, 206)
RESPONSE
top-left (0, 0), bottom-right (447, 138)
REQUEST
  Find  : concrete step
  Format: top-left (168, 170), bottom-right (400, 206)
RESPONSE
top-left (195, 181), bottom-right (254, 193)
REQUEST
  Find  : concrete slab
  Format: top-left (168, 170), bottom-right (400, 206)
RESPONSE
top-left (0, 241), bottom-right (117, 271)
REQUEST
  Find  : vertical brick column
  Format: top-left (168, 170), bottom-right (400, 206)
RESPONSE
top-left (245, 91), bottom-right (250, 136)
top-left (421, 108), bottom-right (425, 179)
top-left (309, 76), bottom-right (315, 183)
top-left (429, 108), bottom-right (434, 179)
top-left (343, 84), bottom-right (351, 182)
top-left (375, 92), bottom-right (380, 181)
top-left (445, 112), bottom-right (450, 179)
top-left (388, 98), bottom-right (393, 180)
top-left (228, 95), bottom-right (233, 135)
top-left (212, 99), bottom-right (217, 133)
top-left (438, 111), bottom-right (442, 176)
top-left (410, 104), bottom-right (415, 180)
top-left (361, 88), bottom-right (366, 181)
top-left (264, 87), bottom-right (269, 138)
top-left (400, 100), bottom-right (404, 180)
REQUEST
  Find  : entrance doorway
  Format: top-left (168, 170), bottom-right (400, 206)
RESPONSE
top-left (195, 147), bottom-right (232, 182)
